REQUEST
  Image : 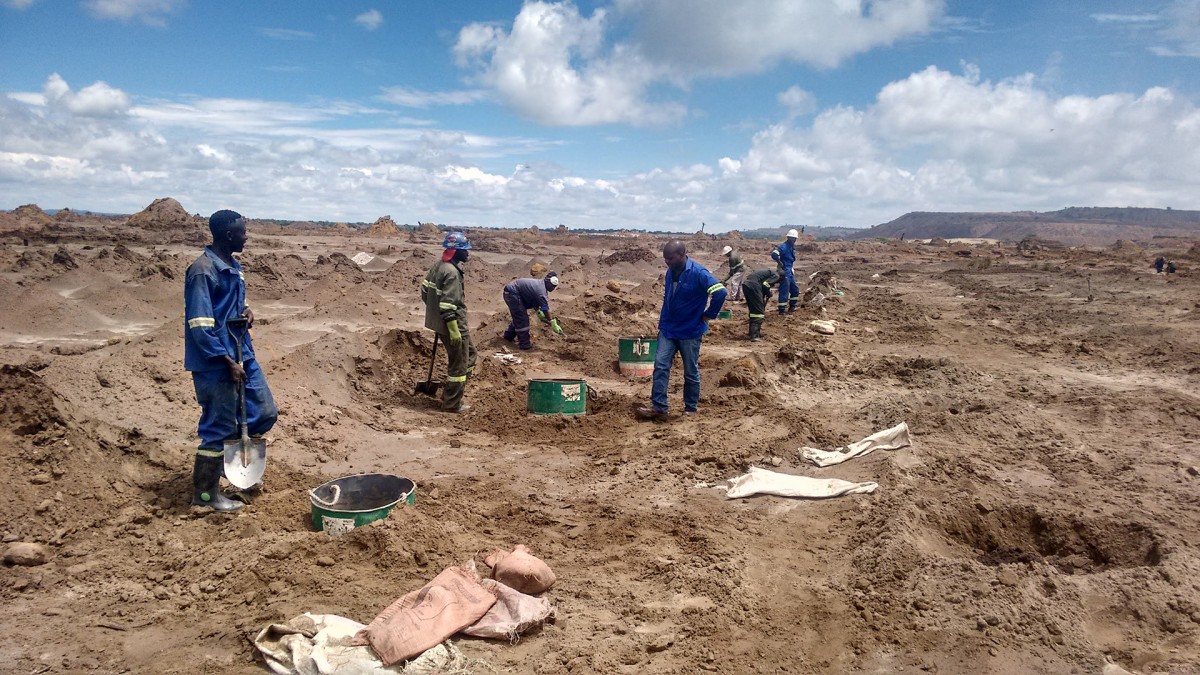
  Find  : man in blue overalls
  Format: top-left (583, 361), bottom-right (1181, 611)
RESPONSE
top-left (184, 210), bottom-right (277, 512)
top-left (635, 241), bottom-right (726, 420)
top-left (771, 228), bottom-right (801, 315)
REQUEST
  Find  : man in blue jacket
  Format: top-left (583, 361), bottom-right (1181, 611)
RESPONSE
top-left (771, 228), bottom-right (801, 315)
top-left (184, 210), bottom-right (278, 512)
top-left (635, 241), bottom-right (726, 420)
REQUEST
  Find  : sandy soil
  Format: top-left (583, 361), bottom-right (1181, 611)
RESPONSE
top-left (1, 213), bottom-right (1199, 674)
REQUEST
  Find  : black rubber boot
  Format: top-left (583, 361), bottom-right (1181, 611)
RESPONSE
top-left (750, 320), bottom-right (763, 342)
top-left (191, 455), bottom-right (243, 512)
top-left (788, 300), bottom-right (798, 313)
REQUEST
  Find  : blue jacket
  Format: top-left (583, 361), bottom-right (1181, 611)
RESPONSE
top-left (658, 258), bottom-right (727, 340)
top-left (771, 239), bottom-right (796, 271)
top-left (503, 278), bottom-right (551, 314)
top-left (184, 246), bottom-right (254, 372)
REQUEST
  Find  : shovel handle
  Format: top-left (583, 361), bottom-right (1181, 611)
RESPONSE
top-left (309, 484), bottom-right (341, 507)
top-left (426, 334), bottom-right (439, 381)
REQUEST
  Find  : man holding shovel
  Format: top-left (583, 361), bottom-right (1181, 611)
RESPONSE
top-left (421, 232), bottom-right (476, 413)
top-left (184, 210), bottom-right (277, 512)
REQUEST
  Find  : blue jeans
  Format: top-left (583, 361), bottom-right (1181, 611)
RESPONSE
top-left (651, 336), bottom-right (702, 413)
top-left (192, 359), bottom-right (277, 451)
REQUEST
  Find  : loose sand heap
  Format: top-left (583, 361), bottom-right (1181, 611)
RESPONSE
top-left (0, 209), bottom-right (1198, 674)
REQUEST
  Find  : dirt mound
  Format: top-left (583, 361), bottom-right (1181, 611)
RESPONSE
top-left (600, 247), bottom-right (657, 266)
top-left (126, 197), bottom-right (199, 232)
top-left (13, 204), bottom-right (52, 228)
top-left (314, 252), bottom-right (369, 283)
top-left (364, 216), bottom-right (401, 237)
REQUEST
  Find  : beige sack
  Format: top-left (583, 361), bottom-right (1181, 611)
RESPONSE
top-left (462, 580), bottom-right (555, 641)
top-left (355, 566), bottom-right (497, 666)
top-left (484, 544), bottom-right (556, 594)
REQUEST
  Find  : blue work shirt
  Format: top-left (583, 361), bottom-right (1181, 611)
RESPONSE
top-left (771, 239), bottom-right (796, 270)
top-left (503, 277), bottom-right (551, 314)
top-left (184, 246), bottom-right (254, 372)
top-left (658, 258), bottom-right (727, 340)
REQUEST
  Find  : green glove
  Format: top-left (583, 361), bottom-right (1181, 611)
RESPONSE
top-left (536, 309), bottom-right (547, 322)
top-left (446, 319), bottom-right (462, 346)
top-left (550, 318), bottom-right (563, 335)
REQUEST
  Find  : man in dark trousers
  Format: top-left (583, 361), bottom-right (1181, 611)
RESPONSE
top-left (502, 272), bottom-right (562, 349)
top-left (184, 210), bottom-right (277, 512)
top-left (635, 241), bottom-right (727, 420)
top-left (421, 232), bottom-right (476, 413)
top-left (743, 268), bottom-right (780, 342)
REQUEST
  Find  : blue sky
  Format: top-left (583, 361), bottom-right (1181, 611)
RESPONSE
top-left (1, 0), bottom-right (1198, 231)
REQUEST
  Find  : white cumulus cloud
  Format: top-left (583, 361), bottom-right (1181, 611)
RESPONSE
top-left (616, 0), bottom-right (945, 75)
top-left (83, 0), bottom-right (185, 26)
top-left (454, 1), bottom-right (684, 126)
top-left (355, 9), bottom-right (383, 31)
top-left (42, 73), bottom-right (131, 117)
top-left (457, 0), bottom-right (943, 128)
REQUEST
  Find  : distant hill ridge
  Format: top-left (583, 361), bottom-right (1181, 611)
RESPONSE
top-left (855, 207), bottom-right (1200, 245)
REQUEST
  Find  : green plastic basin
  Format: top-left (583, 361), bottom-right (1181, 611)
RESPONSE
top-left (310, 473), bottom-right (416, 535)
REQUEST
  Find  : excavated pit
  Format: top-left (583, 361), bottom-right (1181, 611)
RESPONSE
top-left (935, 503), bottom-right (1163, 573)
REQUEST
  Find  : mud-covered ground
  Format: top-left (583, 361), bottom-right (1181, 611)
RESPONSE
top-left (1, 213), bottom-right (1199, 674)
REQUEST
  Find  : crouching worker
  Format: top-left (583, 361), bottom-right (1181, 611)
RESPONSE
top-left (503, 272), bottom-right (562, 349)
top-left (185, 210), bottom-right (277, 512)
top-left (743, 268), bottom-right (780, 342)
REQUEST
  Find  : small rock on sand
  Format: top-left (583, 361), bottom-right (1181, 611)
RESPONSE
top-left (4, 542), bottom-right (50, 566)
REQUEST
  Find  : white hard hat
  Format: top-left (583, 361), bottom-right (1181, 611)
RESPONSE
top-left (786, 228), bottom-right (799, 239)
top-left (721, 246), bottom-right (732, 255)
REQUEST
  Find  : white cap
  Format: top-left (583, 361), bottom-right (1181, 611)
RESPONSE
top-left (786, 228), bottom-right (799, 239)
top-left (721, 246), bottom-right (732, 255)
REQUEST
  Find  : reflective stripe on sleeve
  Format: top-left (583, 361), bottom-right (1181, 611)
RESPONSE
top-left (439, 302), bottom-right (458, 311)
top-left (421, 280), bottom-right (442, 294)
top-left (707, 283), bottom-right (725, 294)
top-left (187, 317), bottom-right (216, 329)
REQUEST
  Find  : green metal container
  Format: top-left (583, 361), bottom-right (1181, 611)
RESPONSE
top-left (527, 378), bottom-right (587, 415)
top-left (717, 309), bottom-right (733, 320)
top-left (618, 336), bottom-right (657, 378)
top-left (310, 473), bottom-right (416, 535)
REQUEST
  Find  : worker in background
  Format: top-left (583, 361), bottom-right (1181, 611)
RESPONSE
top-left (721, 245), bottom-right (746, 301)
top-left (743, 268), bottom-right (780, 342)
top-left (1155, 256), bottom-right (1166, 274)
top-left (421, 232), bottom-right (476, 413)
top-left (503, 272), bottom-right (562, 350)
top-left (635, 241), bottom-right (726, 420)
top-left (771, 228), bottom-right (801, 314)
top-left (1166, 260), bottom-right (1177, 274)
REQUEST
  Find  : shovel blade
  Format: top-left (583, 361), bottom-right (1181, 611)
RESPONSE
top-left (414, 380), bottom-right (441, 396)
top-left (223, 438), bottom-right (267, 490)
